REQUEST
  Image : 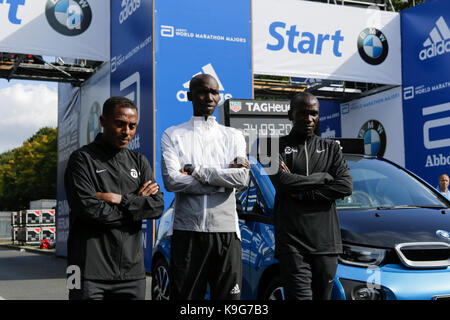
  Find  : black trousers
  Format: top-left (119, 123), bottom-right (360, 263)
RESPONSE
top-left (170, 230), bottom-right (242, 300)
top-left (68, 278), bottom-right (146, 300)
top-left (278, 252), bottom-right (338, 300)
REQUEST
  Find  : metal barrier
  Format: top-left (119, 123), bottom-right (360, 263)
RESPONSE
top-left (0, 212), bottom-right (10, 240)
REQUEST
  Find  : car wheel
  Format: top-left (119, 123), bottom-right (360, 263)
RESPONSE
top-left (262, 275), bottom-right (285, 300)
top-left (151, 257), bottom-right (170, 300)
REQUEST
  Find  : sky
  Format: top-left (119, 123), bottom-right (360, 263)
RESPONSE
top-left (0, 79), bottom-right (58, 154)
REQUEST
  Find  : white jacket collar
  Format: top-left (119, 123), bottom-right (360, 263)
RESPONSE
top-left (190, 116), bottom-right (217, 130)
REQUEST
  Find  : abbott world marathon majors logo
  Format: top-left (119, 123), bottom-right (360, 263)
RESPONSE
top-left (419, 16), bottom-right (450, 61)
top-left (423, 102), bottom-right (450, 168)
top-left (176, 64), bottom-right (232, 102)
top-left (357, 120), bottom-right (387, 157)
top-left (46, 0), bottom-right (92, 36)
top-left (357, 28), bottom-right (389, 65)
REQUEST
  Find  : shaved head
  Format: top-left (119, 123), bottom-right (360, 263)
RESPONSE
top-left (187, 74), bottom-right (220, 118)
top-left (189, 74), bottom-right (219, 92)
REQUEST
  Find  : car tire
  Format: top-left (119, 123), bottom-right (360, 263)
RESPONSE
top-left (262, 275), bottom-right (285, 300)
top-left (151, 257), bottom-right (170, 300)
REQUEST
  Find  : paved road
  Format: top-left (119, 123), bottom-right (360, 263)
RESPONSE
top-left (0, 247), bottom-right (152, 300)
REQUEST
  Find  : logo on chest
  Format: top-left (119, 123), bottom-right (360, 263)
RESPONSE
top-left (130, 169), bottom-right (139, 179)
top-left (284, 146), bottom-right (298, 154)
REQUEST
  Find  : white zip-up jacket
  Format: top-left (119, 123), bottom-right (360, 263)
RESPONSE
top-left (161, 116), bottom-right (249, 238)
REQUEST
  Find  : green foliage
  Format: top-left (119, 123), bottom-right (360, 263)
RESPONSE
top-left (0, 127), bottom-right (57, 210)
top-left (391, 0), bottom-right (428, 11)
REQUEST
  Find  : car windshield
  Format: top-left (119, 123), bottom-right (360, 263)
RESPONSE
top-left (336, 157), bottom-right (449, 210)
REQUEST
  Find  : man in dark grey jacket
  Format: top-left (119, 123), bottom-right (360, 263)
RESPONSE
top-left (65, 96), bottom-right (164, 300)
top-left (270, 92), bottom-right (353, 300)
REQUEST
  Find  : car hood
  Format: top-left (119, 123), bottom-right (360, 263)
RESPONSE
top-left (339, 207), bottom-right (450, 248)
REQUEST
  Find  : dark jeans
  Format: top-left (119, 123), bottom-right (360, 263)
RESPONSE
top-left (68, 278), bottom-right (146, 300)
top-left (278, 252), bottom-right (338, 300)
top-left (170, 230), bottom-right (242, 300)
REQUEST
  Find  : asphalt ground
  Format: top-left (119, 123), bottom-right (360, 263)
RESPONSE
top-left (0, 243), bottom-right (152, 300)
top-left (0, 243), bottom-right (440, 317)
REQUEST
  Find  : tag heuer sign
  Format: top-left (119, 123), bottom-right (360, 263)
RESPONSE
top-left (229, 101), bottom-right (242, 113)
top-left (223, 99), bottom-right (293, 137)
top-left (224, 99), bottom-right (290, 116)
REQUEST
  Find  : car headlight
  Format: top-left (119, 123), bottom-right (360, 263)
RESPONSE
top-left (339, 244), bottom-right (386, 267)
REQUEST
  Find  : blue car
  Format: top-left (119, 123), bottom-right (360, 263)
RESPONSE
top-left (151, 150), bottom-right (450, 300)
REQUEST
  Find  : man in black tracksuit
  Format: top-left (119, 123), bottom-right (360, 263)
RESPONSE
top-left (270, 92), bottom-right (352, 300)
top-left (65, 96), bottom-right (164, 300)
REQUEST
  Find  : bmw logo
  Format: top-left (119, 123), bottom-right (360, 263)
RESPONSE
top-left (46, 0), bottom-right (92, 36)
top-left (357, 120), bottom-right (386, 157)
top-left (357, 28), bottom-right (389, 65)
top-left (436, 230), bottom-right (450, 241)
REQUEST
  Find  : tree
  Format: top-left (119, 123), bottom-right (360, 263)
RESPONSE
top-left (391, 0), bottom-right (428, 11)
top-left (0, 127), bottom-right (57, 210)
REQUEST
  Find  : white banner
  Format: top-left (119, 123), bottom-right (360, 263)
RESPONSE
top-left (253, 0), bottom-right (401, 85)
top-left (340, 87), bottom-right (404, 165)
top-left (0, 0), bottom-right (109, 61)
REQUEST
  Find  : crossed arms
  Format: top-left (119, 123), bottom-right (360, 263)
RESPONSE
top-left (271, 142), bottom-right (353, 202)
top-left (96, 180), bottom-right (159, 205)
top-left (160, 131), bottom-right (249, 194)
top-left (65, 152), bottom-right (164, 227)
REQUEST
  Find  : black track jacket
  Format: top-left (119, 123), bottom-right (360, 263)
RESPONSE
top-left (270, 133), bottom-right (353, 256)
top-left (65, 134), bottom-right (164, 281)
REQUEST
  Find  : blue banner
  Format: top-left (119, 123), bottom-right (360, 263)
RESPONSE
top-left (110, 0), bottom-right (155, 270)
top-left (154, 0), bottom-right (253, 207)
top-left (401, 0), bottom-right (450, 185)
top-left (319, 100), bottom-right (341, 139)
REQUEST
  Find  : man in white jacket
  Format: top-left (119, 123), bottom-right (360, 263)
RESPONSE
top-left (161, 74), bottom-right (249, 300)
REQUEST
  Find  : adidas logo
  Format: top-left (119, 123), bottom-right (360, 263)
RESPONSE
top-left (176, 63), bottom-right (233, 102)
top-left (419, 16), bottom-right (450, 61)
top-left (230, 284), bottom-right (240, 295)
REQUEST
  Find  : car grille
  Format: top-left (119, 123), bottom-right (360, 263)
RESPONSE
top-left (395, 242), bottom-right (450, 269)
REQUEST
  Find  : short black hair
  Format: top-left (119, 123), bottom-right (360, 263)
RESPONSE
top-left (102, 96), bottom-right (137, 118)
top-left (288, 92), bottom-right (321, 135)
top-left (290, 92), bottom-right (317, 109)
top-left (288, 92), bottom-right (318, 119)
